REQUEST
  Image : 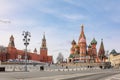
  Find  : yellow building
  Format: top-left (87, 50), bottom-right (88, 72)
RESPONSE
top-left (109, 49), bottom-right (120, 68)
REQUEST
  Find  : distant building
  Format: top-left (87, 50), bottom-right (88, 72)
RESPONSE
top-left (109, 49), bottom-right (120, 68)
top-left (0, 34), bottom-right (53, 63)
top-left (68, 25), bottom-right (107, 63)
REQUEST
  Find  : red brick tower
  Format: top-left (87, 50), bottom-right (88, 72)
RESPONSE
top-left (7, 35), bottom-right (17, 60)
top-left (8, 35), bottom-right (15, 48)
top-left (40, 33), bottom-right (48, 62)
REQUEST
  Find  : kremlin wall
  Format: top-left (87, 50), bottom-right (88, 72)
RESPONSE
top-left (0, 34), bottom-right (53, 63)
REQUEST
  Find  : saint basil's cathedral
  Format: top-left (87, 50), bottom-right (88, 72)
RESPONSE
top-left (69, 25), bottom-right (107, 63)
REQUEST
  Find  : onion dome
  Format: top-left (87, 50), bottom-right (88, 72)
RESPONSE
top-left (75, 45), bottom-right (79, 48)
top-left (69, 54), bottom-right (74, 58)
top-left (91, 38), bottom-right (97, 44)
top-left (79, 37), bottom-right (86, 43)
top-left (71, 40), bottom-right (76, 45)
top-left (88, 44), bottom-right (91, 48)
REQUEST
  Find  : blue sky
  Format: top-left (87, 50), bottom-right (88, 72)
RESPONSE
top-left (0, 0), bottom-right (120, 62)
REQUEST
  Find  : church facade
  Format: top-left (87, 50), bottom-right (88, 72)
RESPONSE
top-left (69, 25), bottom-right (107, 63)
top-left (0, 34), bottom-right (53, 63)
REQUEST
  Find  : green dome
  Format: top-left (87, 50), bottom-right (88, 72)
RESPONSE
top-left (91, 38), bottom-right (97, 44)
top-left (88, 44), bottom-right (91, 48)
top-left (69, 54), bottom-right (74, 58)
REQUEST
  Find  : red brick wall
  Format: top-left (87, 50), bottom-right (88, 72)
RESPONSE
top-left (0, 47), bottom-right (53, 63)
top-left (7, 47), bottom-right (17, 59)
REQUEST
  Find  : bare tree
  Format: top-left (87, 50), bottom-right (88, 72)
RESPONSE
top-left (56, 52), bottom-right (64, 63)
top-left (0, 46), bottom-right (8, 61)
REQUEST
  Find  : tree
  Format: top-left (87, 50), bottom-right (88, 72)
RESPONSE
top-left (56, 52), bottom-right (64, 63)
top-left (0, 46), bottom-right (8, 61)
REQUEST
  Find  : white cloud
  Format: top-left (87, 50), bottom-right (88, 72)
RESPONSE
top-left (63, 14), bottom-right (87, 21)
top-left (0, 0), bottom-right (19, 17)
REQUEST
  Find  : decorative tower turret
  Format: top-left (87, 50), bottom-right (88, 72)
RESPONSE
top-left (8, 35), bottom-right (15, 48)
top-left (72, 40), bottom-right (76, 46)
top-left (41, 33), bottom-right (47, 48)
top-left (98, 39), bottom-right (106, 62)
top-left (88, 44), bottom-right (92, 55)
top-left (90, 38), bottom-right (97, 62)
top-left (34, 48), bottom-right (37, 53)
top-left (78, 24), bottom-right (86, 45)
top-left (40, 33), bottom-right (48, 62)
top-left (78, 25), bottom-right (87, 62)
top-left (74, 45), bottom-right (79, 54)
top-left (70, 40), bottom-right (76, 54)
top-left (7, 35), bottom-right (17, 60)
top-left (91, 38), bottom-right (97, 56)
top-left (79, 37), bottom-right (86, 56)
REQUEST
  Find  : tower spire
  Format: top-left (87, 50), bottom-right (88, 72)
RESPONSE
top-left (81, 24), bottom-right (84, 33)
top-left (43, 32), bottom-right (45, 40)
top-left (34, 48), bottom-right (37, 53)
top-left (41, 32), bottom-right (47, 48)
top-left (79, 24), bottom-right (86, 41)
top-left (8, 35), bottom-right (15, 48)
top-left (98, 39), bottom-right (105, 60)
top-left (78, 24), bottom-right (86, 45)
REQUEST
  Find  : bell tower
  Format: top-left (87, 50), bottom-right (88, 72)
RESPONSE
top-left (41, 33), bottom-right (47, 48)
top-left (8, 35), bottom-right (15, 48)
top-left (7, 35), bottom-right (17, 60)
top-left (40, 33), bottom-right (48, 62)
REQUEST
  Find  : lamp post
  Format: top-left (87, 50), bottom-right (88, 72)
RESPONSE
top-left (22, 31), bottom-right (31, 71)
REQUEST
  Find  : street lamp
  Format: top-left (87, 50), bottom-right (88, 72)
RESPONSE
top-left (22, 31), bottom-right (31, 71)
